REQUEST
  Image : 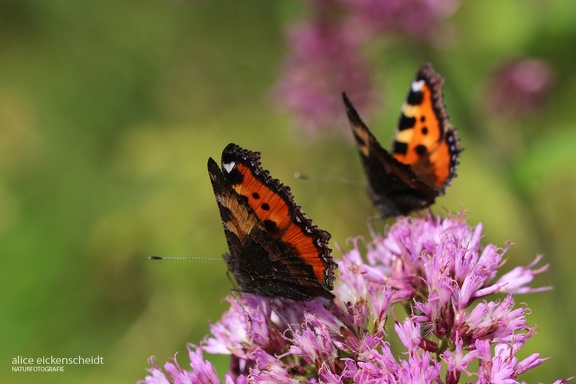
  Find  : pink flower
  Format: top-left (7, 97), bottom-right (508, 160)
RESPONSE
top-left (139, 346), bottom-right (219, 384)
top-left (274, 0), bottom-right (461, 134)
top-left (496, 254), bottom-right (551, 294)
top-left (274, 14), bottom-right (376, 136)
top-left (488, 58), bottom-right (555, 116)
top-left (141, 213), bottom-right (569, 383)
top-left (343, 0), bottom-right (459, 38)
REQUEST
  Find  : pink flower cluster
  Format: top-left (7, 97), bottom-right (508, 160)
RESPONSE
top-left (140, 213), bottom-right (570, 383)
top-left (274, 0), bottom-right (458, 134)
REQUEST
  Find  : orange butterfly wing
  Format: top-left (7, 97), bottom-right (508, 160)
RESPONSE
top-left (227, 160), bottom-right (331, 287)
top-left (392, 63), bottom-right (460, 192)
top-left (208, 143), bottom-right (336, 300)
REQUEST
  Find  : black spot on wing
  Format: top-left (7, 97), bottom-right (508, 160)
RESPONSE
top-left (406, 89), bottom-right (424, 105)
top-left (398, 115), bottom-right (416, 131)
top-left (221, 149), bottom-right (236, 165)
top-left (263, 219), bottom-right (278, 234)
top-left (226, 168), bottom-right (243, 185)
top-left (393, 141), bottom-right (408, 155)
top-left (415, 145), bottom-right (427, 156)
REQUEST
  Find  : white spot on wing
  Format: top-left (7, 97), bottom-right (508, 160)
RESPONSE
top-left (223, 161), bottom-right (236, 173)
top-left (411, 80), bottom-right (425, 92)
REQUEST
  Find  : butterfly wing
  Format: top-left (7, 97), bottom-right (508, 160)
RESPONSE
top-left (208, 146), bottom-right (335, 300)
top-left (392, 63), bottom-right (461, 193)
top-left (343, 93), bottom-right (437, 217)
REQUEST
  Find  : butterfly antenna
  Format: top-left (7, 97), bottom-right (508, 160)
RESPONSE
top-left (149, 256), bottom-right (223, 262)
top-left (294, 172), bottom-right (366, 186)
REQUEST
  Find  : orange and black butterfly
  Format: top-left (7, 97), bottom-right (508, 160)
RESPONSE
top-left (344, 63), bottom-right (462, 217)
top-left (208, 143), bottom-right (336, 300)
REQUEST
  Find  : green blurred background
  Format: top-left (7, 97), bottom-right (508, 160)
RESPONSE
top-left (1, 0), bottom-right (574, 383)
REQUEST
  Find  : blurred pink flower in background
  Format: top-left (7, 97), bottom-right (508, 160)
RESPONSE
top-left (274, 2), bottom-right (376, 137)
top-left (488, 58), bottom-right (554, 117)
top-left (274, 0), bottom-right (460, 135)
top-left (343, 0), bottom-right (459, 38)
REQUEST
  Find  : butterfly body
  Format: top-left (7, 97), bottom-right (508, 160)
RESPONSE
top-left (208, 144), bottom-right (336, 300)
top-left (344, 63), bottom-right (461, 217)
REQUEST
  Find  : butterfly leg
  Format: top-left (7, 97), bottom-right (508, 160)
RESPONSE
top-left (229, 289), bottom-right (253, 333)
top-left (367, 214), bottom-right (386, 238)
top-left (268, 298), bottom-right (297, 338)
